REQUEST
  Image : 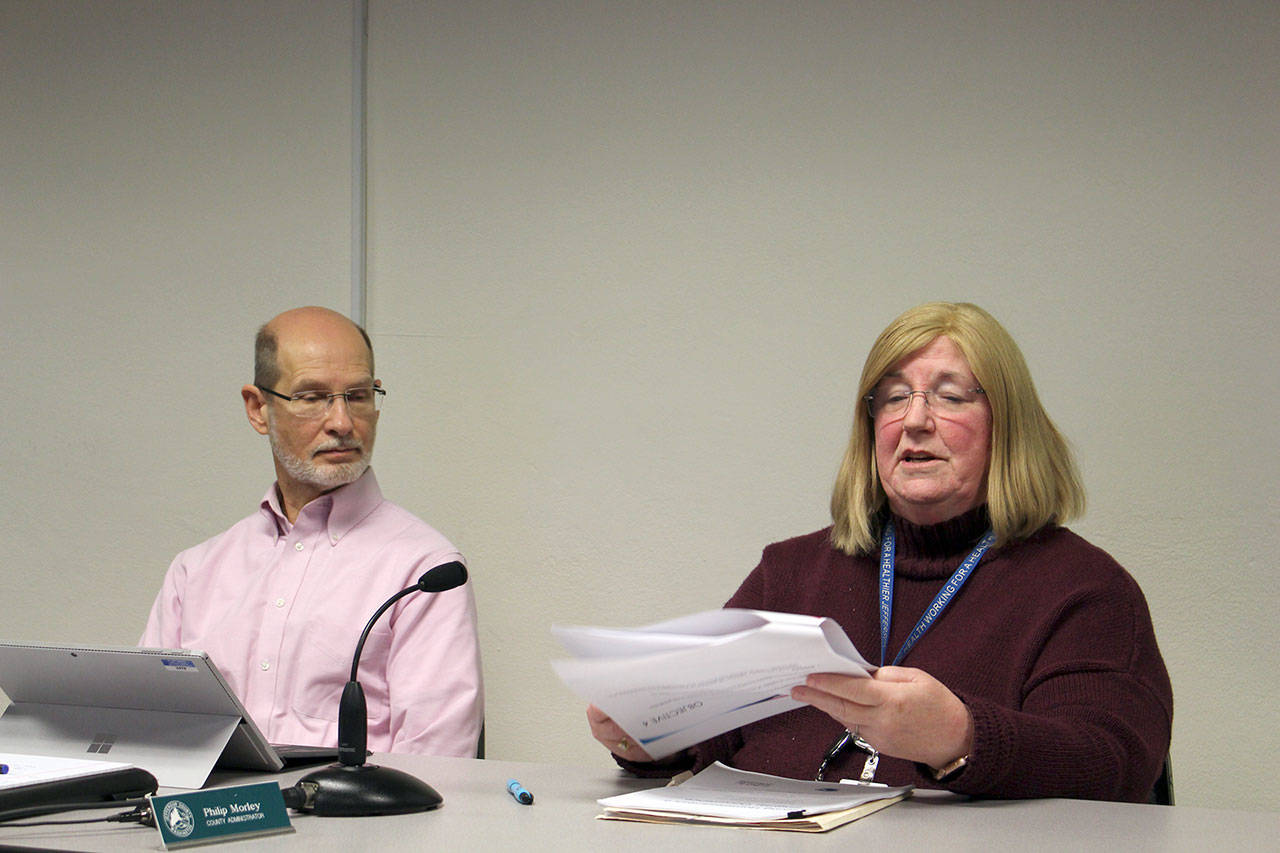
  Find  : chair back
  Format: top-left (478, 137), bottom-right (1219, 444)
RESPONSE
top-left (1150, 754), bottom-right (1173, 805)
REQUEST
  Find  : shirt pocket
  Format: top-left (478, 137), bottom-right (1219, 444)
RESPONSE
top-left (288, 616), bottom-right (392, 724)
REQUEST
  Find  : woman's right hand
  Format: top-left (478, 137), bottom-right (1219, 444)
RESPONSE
top-left (587, 704), bottom-right (654, 762)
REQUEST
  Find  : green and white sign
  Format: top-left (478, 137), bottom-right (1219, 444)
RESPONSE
top-left (150, 781), bottom-right (294, 848)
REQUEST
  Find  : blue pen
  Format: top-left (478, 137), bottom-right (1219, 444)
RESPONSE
top-left (506, 778), bottom-right (533, 805)
top-left (0, 764), bottom-right (9, 774)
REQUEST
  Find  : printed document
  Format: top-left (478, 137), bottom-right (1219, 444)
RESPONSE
top-left (551, 608), bottom-right (874, 759)
top-left (597, 762), bottom-right (911, 831)
top-left (0, 752), bottom-right (136, 790)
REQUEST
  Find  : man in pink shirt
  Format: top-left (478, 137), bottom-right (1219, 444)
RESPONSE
top-left (141, 306), bottom-right (482, 757)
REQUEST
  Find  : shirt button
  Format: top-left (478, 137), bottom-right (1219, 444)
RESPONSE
top-left (294, 542), bottom-right (304, 551)
top-left (275, 598), bottom-right (286, 608)
top-left (260, 660), bottom-right (270, 671)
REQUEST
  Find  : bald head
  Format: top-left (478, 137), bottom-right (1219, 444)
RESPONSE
top-left (254, 307), bottom-right (374, 389)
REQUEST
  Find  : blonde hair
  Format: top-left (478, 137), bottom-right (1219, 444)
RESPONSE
top-left (830, 302), bottom-right (1084, 554)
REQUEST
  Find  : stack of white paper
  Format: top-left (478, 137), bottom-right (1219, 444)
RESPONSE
top-left (597, 762), bottom-right (911, 832)
top-left (551, 608), bottom-right (874, 759)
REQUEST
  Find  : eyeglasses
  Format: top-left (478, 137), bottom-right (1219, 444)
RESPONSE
top-left (866, 384), bottom-right (984, 420)
top-left (257, 385), bottom-right (386, 419)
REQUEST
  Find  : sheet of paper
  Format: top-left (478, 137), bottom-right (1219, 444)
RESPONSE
top-left (552, 608), bottom-right (874, 759)
top-left (598, 761), bottom-right (910, 820)
top-left (0, 752), bottom-right (135, 790)
top-left (596, 795), bottom-right (908, 833)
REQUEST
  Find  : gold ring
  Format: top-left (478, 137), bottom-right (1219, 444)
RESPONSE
top-left (617, 737), bottom-right (631, 752)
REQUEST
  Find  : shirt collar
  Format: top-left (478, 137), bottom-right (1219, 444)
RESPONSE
top-left (257, 468), bottom-right (384, 545)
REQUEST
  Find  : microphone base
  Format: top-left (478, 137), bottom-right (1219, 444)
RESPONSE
top-left (297, 763), bottom-right (443, 817)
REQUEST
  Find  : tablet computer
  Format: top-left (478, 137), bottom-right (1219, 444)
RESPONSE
top-left (0, 642), bottom-right (286, 789)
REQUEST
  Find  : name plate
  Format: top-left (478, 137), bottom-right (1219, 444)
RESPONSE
top-left (150, 781), bottom-right (294, 848)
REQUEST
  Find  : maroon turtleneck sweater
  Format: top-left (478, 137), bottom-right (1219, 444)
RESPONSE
top-left (619, 508), bottom-right (1173, 802)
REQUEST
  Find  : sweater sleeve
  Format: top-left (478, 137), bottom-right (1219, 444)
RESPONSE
top-left (936, 569), bottom-right (1173, 802)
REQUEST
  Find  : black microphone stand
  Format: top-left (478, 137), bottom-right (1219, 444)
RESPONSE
top-left (296, 562), bottom-right (468, 816)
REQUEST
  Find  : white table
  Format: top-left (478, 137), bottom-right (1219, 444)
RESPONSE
top-left (2, 754), bottom-right (1276, 852)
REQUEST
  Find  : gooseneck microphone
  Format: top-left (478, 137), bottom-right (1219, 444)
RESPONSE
top-left (293, 561), bottom-right (468, 817)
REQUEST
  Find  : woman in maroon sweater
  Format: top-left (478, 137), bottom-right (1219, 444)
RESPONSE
top-left (587, 302), bottom-right (1172, 802)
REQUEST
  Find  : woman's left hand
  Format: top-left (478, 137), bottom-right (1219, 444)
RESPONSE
top-left (791, 666), bottom-right (973, 770)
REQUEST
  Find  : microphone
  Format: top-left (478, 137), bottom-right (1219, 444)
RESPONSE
top-left (293, 561), bottom-right (468, 817)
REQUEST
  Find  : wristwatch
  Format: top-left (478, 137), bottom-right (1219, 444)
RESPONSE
top-left (930, 754), bottom-right (969, 782)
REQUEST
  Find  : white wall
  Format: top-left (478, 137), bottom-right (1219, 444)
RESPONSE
top-left (3, 0), bottom-right (1277, 812)
top-left (1, 0), bottom-right (354, 633)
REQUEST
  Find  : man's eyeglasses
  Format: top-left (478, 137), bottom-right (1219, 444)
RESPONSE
top-left (866, 384), bottom-right (984, 420)
top-left (257, 385), bottom-right (386, 419)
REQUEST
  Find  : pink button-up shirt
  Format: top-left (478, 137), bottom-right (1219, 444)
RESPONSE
top-left (141, 469), bottom-right (482, 756)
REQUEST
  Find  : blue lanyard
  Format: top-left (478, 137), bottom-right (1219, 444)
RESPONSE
top-left (878, 522), bottom-right (996, 667)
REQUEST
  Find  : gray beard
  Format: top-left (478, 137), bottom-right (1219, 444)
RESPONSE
top-left (268, 426), bottom-right (371, 491)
